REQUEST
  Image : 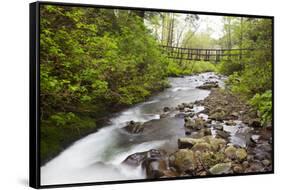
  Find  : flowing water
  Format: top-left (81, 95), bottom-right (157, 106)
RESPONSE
top-left (41, 72), bottom-right (223, 185)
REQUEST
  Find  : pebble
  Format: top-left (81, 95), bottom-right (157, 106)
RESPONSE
top-left (262, 159), bottom-right (271, 166)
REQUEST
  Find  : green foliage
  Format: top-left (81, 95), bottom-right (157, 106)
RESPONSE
top-left (167, 60), bottom-right (218, 76)
top-left (49, 112), bottom-right (77, 126)
top-left (39, 5), bottom-right (171, 163)
top-left (219, 18), bottom-right (273, 125)
top-left (218, 58), bottom-right (243, 76)
top-left (249, 90), bottom-right (272, 126)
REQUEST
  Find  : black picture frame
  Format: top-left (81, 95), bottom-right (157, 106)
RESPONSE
top-left (30, 1), bottom-right (274, 189)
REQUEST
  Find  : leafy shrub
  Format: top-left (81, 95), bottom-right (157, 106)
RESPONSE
top-left (219, 58), bottom-right (243, 76)
top-left (249, 90), bottom-right (272, 126)
top-left (167, 60), bottom-right (217, 76)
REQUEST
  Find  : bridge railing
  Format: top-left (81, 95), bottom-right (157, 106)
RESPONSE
top-left (160, 45), bottom-right (254, 62)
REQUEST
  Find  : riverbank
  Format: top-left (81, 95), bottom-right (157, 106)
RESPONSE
top-left (122, 87), bottom-right (272, 178)
top-left (41, 72), bottom-right (272, 185)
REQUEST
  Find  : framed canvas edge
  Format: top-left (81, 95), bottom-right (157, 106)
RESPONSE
top-left (29, 1), bottom-right (275, 189)
top-left (30, 1), bottom-right (41, 189)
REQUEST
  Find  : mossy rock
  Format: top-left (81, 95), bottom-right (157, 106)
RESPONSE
top-left (236, 148), bottom-right (247, 161)
top-left (173, 149), bottom-right (196, 172)
top-left (224, 145), bottom-right (237, 159)
top-left (203, 136), bottom-right (226, 151)
top-left (209, 162), bottom-right (232, 175)
top-left (178, 137), bottom-right (205, 149)
top-left (201, 152), bottom-right (226, 168)
top-left (192, 142), bottom-right (211, 152)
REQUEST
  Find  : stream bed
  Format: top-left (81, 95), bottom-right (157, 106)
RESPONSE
top-left (41, 72), bottom-right (271, 185)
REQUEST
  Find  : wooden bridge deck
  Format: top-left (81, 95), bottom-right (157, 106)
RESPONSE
top-left (160, 45), bottom-right (254, 62)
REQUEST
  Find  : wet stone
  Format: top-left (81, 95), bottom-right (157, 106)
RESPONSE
top-left (250, 135), bottom-right (260, 144)
top-left (216, 130), bottom-right (230, 139)
top-left (163, 107), bottom-right (170, 112)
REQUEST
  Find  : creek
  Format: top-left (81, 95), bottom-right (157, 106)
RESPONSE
top-left (41, 72), bottom-right (225, 185)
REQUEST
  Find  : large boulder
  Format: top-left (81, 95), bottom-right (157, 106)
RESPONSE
top-left (170, 149), bottom-right (196, 172)
top-left (122, 151), bottom-right (147, 167)
top-left (122, 149), bottom-right (164, 167)
top-left (122, 149), bottom-right (173, 179)
top-left (145, 159), bottom-right (167, 179)
top-left (123, 120), bottom-right (144, 134)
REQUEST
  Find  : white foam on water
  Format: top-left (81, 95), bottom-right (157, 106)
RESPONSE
top-left (41, 72), bottom-right (223, 185)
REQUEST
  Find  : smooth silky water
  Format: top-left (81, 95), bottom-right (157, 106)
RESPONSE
top-left (41, 73), bottom-right (221, 185)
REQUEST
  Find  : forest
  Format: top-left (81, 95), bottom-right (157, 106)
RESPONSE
top-left (40, 4), bottom-right (272, 173)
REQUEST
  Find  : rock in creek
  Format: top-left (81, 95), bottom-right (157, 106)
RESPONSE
top-left (191, 142), bottom-right (211, 152)
top-left (230, 112), bottom-right (239, 120)
top-left (224, 145), bottom-right (237, 159)
top-left (236, 148), bottom-right (247, 161)
top-left (123, 120), bottom-right (144, 134)
top-left (224, 145), bottom-right (247, 161)
top-left (212, 124), bottom-right (223, 130)
top-left (163, 107), bottom-right (171, 112)
top-left (175, 112), bottom-right (187, 118)
top-left (225, 120), bottom-right (236, 126)
top-left (178, 137), bottom-right (205, 149)
top-left (169, 149), bottom-right (196, 172)
top-left (250, 135), bottom-right (260, 144)
top-left (177, 103), bottom-right (194, 111)
top-left (184, 117), bottom-right (206, 130)
top-left (185, 128), bottom-right (193, 135)
top-left (160, 113), bottom-right (169, 118)
top-left (178, 136), bottom-right (226, 152)
top-left (122, 153), bottom-right (146, 167)
top-left (204, 136), bottom-right (226, 151)
top-left (216, 130), bottom-right (230, 139)
top-left (122, 149), bottom-right (177, 179)
top-left (145, 159), bottom-right (167, 178)
top-left (244, 118), bottom-right (261, 128)
top-left (122, 150), bottom-right (160, 170)
top-left (200, 151), bottom-right (225, 168)
top-left (196, 81), bottom-right (219, 90)
top-left (182, 102), bottom-right (194, 109)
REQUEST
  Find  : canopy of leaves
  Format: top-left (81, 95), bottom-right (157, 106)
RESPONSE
top-left (40, 5), bottom-right (171, 163)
